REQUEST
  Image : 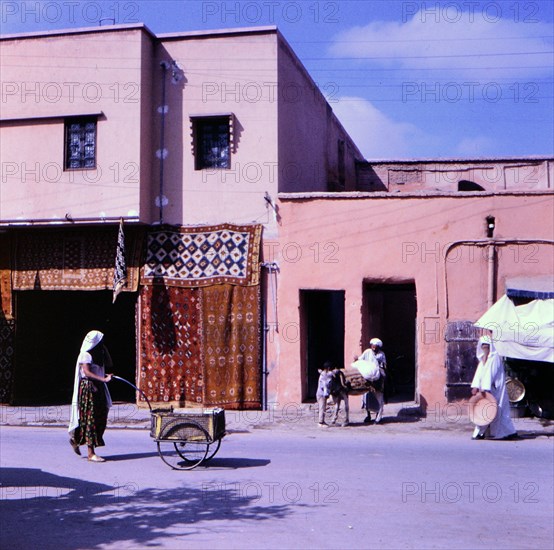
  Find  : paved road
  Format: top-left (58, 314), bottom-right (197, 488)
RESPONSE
top-left (1, 419), bottom-right (553, 550)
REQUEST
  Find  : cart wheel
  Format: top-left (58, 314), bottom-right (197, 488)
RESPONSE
top-left (156, 423), bottom-right (209, 470)
top-left (176, 436), bottom-right (220, 464)
top-left (203, 438), bottom-right (222, 462)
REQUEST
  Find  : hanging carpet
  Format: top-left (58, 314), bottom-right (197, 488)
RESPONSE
top-left (201, 284), bottom-right (261, 409)
top-left (0, 234), bottom-right (12, 319)
top-left (138, 223), bottom-right (262, 409)
top-left (138, 285), bottom-right (204, 404)
top-left (0, 319), bottom-right (15, 403)
top-left (142, 223), bottom-right (262, 288)
top-left (12, 227), bottom-right (143, 292)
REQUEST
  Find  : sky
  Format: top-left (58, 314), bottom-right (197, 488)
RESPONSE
top-left (1, 0), bottom-right (553, 160)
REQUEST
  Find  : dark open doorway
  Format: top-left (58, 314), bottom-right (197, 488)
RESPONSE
top-left (13, 291), bottom-right (137, 405)
top-left (300, 289), bottom-right (345, 401)
top-left (362, 282), bottom-right (417, 402)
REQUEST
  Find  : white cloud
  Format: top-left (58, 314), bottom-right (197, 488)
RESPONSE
top-left (332, 96), bottom-right (437, 159)
top-left (455, 136), bottom-right (497, 157)
top-left (329, 12), bottom-right (553, 80)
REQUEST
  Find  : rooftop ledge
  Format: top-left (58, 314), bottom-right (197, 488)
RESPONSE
top-left (278, 189), bottom-right (554, 200)
top-left (0, 23), bottom-right (278, 41)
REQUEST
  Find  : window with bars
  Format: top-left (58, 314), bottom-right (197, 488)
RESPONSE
top-left (64, 117), bottom-right (97, 170)
top-left (193, 116), bottom-right (231, 170)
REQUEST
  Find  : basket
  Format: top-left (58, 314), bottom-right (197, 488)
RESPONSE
top-left (506, 378), bottom-right (526, 403)
top-left (150, 407), bottom-right (226, 441)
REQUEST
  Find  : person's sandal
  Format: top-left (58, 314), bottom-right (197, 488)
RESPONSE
top-left (69, 438), bottom-right (81, 456)
top-left (88, 455), bottom-right (106, 462)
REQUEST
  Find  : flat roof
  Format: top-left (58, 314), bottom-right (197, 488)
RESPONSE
top-left (0, 22), bottom-right (278, 41)
top-left (278, 190), bottom-right (554, 200)
top-left (158, 25), bottom-right (278, 40)
top-left (506, 276), bottom-right (554, 300)
top-left (0, 22), bottom-right (155, 40)
top-left (358, 156), bottom-right (553, 165)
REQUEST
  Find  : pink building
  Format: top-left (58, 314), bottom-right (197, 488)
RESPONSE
top-left (0, 23), bottom-right (363, 406)
top-left (273, 159), bottom-right (553, 411)
top-left (1, 24), bottom-right (552, 414)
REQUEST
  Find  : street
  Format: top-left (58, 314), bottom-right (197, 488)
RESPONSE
top-left (1, 417), bottom-right (553, 550)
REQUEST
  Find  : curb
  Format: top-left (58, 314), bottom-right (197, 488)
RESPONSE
top-left (1, 403), bottom-right (552, 437)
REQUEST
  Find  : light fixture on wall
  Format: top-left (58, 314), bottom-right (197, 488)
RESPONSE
top-left (486, 215), bottom-right (495, 238)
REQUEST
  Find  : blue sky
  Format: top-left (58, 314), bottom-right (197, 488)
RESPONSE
top-left (1, 0), bottom-right (553, 159)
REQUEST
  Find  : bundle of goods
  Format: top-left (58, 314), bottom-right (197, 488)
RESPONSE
top-left (343, 368), bottom-right (373, 395)
top-left (342, 351), bottom-right (381, 395)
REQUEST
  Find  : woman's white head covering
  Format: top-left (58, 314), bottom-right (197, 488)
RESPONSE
top-left (370, 338), bottom-right (383, 348)
top-left (81, 330), bottom-right (103, 353)
top-left (476, 335), bottom-right (497, 362)
top-left (69, 330), bottom-right (107, 433)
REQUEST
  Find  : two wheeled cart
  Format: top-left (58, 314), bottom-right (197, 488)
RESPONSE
top-left (113, 376), bottom-right (226, 470)
top-left (150, 407), bottom-right (226, 470)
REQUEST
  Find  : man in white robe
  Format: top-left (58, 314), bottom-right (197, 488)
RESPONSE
top-left (471, 335), bottom-right (517, 440)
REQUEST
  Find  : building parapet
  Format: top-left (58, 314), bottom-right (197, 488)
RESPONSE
top-left (278, 189), bottom-right (554, 200)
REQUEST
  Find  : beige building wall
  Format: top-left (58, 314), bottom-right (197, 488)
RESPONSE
top-left (152, 28), bottom-right (280, 228)
top-left (277, 35), bottom-right (363, 193)
top-left (1, 25), bottom-right (363, 231)
top-left (0, 27), bottom-right (151, 222)
top-left (360, 159), bottom-right (552, 193)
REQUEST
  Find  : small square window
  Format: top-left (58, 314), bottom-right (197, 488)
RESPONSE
top-left (64, 117), bottom-right (97, 170)
top-left (192, 116), bottom-right (231, 170)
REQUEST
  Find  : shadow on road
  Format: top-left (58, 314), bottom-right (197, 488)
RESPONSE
top-left (102, 451), bottom-right (160, 461)
top-left (516, 430), bottom-right (554, 439)
top-left (197, 457), bottom-right (271, 469)
top-left (0, 466), bottom-right (304, 550)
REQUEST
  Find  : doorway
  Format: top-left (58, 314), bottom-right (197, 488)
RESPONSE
top-left (13, 290), bottom-right (137, 404)
top-left (300, 289), bottom-right (345, 400)
top-left (362, 282), bottom-right (417, 402)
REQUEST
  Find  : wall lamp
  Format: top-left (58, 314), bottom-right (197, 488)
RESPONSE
top-left (486, 215), bottom-right (495, 238)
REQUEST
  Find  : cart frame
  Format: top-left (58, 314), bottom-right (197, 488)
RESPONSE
top-left (112, 376), bottom-right (226, 470)
top-left (150, 407), bottom-right (226, 470)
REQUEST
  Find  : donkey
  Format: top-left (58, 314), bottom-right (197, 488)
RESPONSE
top-left (316, 368), bottom-right (350, 427)
top-left (318, 367), bottom-right (386, 426)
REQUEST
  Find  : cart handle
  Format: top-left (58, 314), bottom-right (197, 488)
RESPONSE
top-left (111, 375), bottom-right (153, 411)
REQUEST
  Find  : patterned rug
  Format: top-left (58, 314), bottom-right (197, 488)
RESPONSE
top-left (12, 228), bottom-right (143, 292)
top-left (0, 235), bottom-right (12, 320)
top-left (138, 284), bottom-right (261, 409)
top-left (202, 285), bottom-right (261, 409)
top-left (0, 319), bottom-right (15, 403)
top-left (138, 285), bottom-right (204, 405)
top-left (142, 224), bottom-right (262, 288)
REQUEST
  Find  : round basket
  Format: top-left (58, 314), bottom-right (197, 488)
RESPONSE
top-left (506, 377), bottom-right (526, 403)
top-left (468, 392), bottom-right (498, 427)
